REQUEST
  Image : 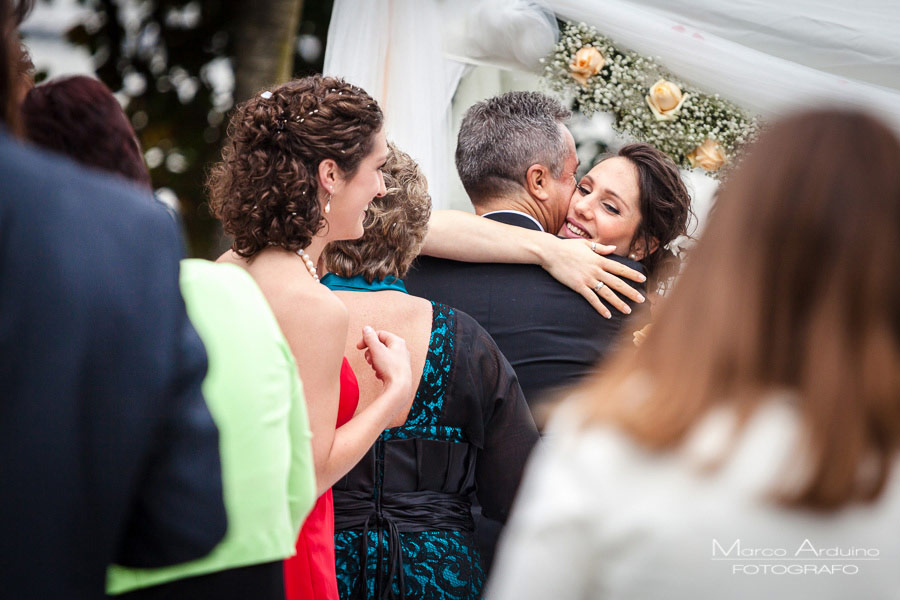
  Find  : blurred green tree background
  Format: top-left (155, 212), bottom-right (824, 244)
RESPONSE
top-left (66, 0), bottom-right (334, 257)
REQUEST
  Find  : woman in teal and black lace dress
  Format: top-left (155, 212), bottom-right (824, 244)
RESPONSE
top-left (321, 144), bottom-right (539, 600)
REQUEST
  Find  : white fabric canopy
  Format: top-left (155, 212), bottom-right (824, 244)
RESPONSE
top-left (323, 0), bottom-right (466, 209)
top-left (324, 0), bottom-right (900, 210)
top-left (544, 0), bottom-right (900, 130)
top-left (613, 0), bottom-right (900, 92)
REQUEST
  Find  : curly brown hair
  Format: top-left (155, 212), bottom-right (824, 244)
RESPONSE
top-left (208, 75), bottom-right (384, 257)
top-left (323, 143), bottom-right (432, 282)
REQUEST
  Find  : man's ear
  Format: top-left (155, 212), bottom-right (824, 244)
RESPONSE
top-left (525, 163), bottom-right (552, 202)
top-left (317, 158), bottom-right (339, 194)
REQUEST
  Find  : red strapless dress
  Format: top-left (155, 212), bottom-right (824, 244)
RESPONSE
top-left (284, 358), bottom-right (359, 600)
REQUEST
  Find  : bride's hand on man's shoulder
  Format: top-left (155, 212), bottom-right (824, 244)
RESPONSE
top-left (538, 237), bottom-right (646, 318)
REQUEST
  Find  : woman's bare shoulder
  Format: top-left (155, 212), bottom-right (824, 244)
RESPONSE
top-left (224, 250), bottom-right (349, 331)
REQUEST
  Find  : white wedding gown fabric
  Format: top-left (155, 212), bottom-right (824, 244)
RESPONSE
top-left (324, 0), bottom-right (900, 210)
top-left (323, 0), bottom-right (467, 210)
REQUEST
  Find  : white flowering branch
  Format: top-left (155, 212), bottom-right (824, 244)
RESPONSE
top-left (544, 22), bottom-right (761, 177)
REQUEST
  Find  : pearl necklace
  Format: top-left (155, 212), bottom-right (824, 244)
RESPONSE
top-left (296, 248), bottom-right (319, 282)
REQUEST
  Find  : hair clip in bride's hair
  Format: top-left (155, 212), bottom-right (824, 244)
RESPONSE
top-left (260, 91), bottom-right (273, 100)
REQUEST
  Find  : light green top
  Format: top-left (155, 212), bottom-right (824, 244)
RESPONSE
top-left (107, 259), bottom-right (316, 593)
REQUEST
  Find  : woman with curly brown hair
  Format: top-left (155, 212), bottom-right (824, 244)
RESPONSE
top-left (321, 145), bottom-right (538, 600)
top-left (210, 75), bottom-right (413, 600)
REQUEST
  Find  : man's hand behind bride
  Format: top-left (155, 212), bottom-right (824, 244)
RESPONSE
top-left (539, 237), bottom-right (646, 318)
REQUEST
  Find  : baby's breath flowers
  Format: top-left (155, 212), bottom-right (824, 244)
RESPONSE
top-left (544, 22), bottom-right (760, 177)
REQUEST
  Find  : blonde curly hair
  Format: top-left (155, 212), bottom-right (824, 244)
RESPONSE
top-left (323, 143), bottom-right (431, 282)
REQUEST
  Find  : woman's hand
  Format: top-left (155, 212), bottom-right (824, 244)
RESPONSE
top-left (357, 326), bottom-right (413, 416)
top-left (538, 237), bottom-right (646, 318)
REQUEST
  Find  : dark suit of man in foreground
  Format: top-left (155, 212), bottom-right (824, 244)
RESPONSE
top-left (0, 6), bottom-right (225, 596)
top-left (406, 92), bottom-right (645, 428)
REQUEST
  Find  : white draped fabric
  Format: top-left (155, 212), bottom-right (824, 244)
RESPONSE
top-left (324, 0), bottom-right (900, 210)
top-left (602, 0), bottom-right (900, 92)
top-left (544, 0), bottom-right (900, 130)
top-left (323, 0), bottom-right (466, 209)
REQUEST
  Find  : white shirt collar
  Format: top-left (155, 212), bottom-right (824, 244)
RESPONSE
top-left (481, 210), bottom-right (545, 232)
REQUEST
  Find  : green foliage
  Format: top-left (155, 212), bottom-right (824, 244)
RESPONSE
top-left (68, 0), bottom-right (333, 257)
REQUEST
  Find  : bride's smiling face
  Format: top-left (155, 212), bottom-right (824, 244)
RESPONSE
top-left (557, 157), bottom-right (644, 258)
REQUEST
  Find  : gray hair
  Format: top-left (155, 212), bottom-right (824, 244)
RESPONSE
top-left (455, 91), bottom-right (571, 205)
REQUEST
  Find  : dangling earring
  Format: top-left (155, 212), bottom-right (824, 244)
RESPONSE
top-left (325, 193), bottom-right (332, 214)
top-left (629, 252), bottom-right (638, 260)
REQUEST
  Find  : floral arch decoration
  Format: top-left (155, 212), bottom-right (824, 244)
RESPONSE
top-left (545, 22), bottom-right (761, 177)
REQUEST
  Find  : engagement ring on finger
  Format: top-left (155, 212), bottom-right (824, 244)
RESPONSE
top-left (594, 281), bottom-right (605, 292)
top-left (591, 242), bottom-right (597, 251)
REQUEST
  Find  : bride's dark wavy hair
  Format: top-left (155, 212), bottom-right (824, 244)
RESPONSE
top-left (208, 75), bottom-right (383, 257)
top-left (615, 143), bottom-right (693, 290)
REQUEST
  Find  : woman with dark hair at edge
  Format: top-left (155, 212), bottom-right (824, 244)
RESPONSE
top-left (22, 75), bottom-right (152, 188)
top-left (487, 109), bottom-right (900, 599)
top-left (210, 76), bottom-right (413, 600)
top-left (421, 143), bottom-right (693, 319)
top-left (321, 144), bottom-right (539, 599)
top-left (21, 74), bottom-right (321, 600)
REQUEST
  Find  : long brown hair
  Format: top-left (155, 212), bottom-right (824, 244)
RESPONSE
top-left (580, 109), bottom-right (900, 511)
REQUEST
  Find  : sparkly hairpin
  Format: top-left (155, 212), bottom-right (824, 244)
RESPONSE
top-left (274, 112), bottom-right (290, 133)
top-left (260, 91), bottom-right (273, 100)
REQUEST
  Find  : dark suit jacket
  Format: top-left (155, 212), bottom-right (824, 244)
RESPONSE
top-left (405, 212), bottom-right (646, 425)
top-left (0, 132), bottom-right (226, 599)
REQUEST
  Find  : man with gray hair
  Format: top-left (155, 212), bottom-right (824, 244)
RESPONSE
top-left (405, 90), bottom-right (645, 576)
top-left (406, 91), bottom-right (645, 424)
top-left (453, 91), bottom-right (576, 235)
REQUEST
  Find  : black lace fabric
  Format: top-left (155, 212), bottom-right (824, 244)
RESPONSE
top-left (333, 302), bottom-right (539, 600)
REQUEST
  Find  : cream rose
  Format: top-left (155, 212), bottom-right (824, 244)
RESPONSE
top-left (645, 79), bottom-right (687, 121)
top-left (687, 139), bottom-right (727, 171)
top-left (569, 47), bottom-right (605, 86)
